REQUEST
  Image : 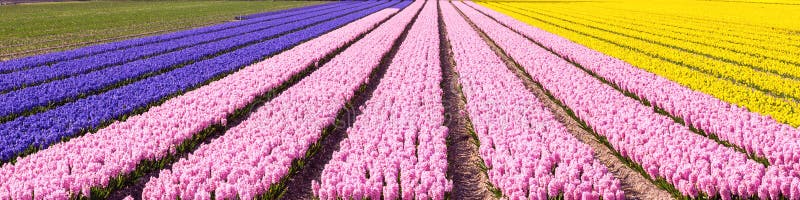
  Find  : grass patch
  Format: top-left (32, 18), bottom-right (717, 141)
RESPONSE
top-left (0, 0), bottom-right (325, 59)
top-left (58, 1), bottom-right (403, 198)
top-left (0, 1), bottom-right (380, 166)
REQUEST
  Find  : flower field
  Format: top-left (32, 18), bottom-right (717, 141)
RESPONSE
top-left (0, 0), bottom-right (798, 199)
top-left (477, 0), bottom-right (800, 127)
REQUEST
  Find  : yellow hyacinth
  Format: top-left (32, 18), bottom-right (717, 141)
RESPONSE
top-left (478, 0), bottom-right (800, 127)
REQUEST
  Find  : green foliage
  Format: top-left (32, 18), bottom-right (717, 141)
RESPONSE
top-left (0, 0), bottom-right (324, 60)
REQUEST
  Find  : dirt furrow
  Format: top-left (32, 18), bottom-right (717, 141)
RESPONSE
top-left (279, 3), bottom-right (423, 199)
top-left (438, 1), bottom-right (495, 199)
top-left (452, 2), bottom-right (673, 199)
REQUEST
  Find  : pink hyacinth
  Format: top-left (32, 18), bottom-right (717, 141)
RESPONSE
top-left (467, 1), bottom-right (800, 198)
top-left (314, 2), bottom-right (451, 198)
top-left (0, 7), bottom-right (401, 199)
top-left (142, 2), bottom-right (422, 199)
top-left (457, 1), bottom-right (775, 198)
top-left (441, 2), bottom-right (624, 199)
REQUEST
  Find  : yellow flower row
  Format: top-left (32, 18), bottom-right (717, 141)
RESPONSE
top-left (529, 3), bottom-right (800, 66)
top-left (491, 3), bottom-right (800, 100)
top-left (482, 0), bottom-right (800, 70)
top-left (575, 3), bottom-right (800, 45)
top-left (507, 3), bottom-right (800, 80)
top-left (558, 0), bottom-right (800, 35)
top-left (478, 1), bottom-right (800, 127)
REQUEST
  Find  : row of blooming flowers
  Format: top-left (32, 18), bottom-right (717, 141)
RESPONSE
top-left (0, 2), bottom-right (376, 118)
top-left (456, 2), bottom-right (768, 198)
top-left (468, 2), bottom-right (800, 199)
top-left (442, 2), bottom-right (623, 199)
top-left (0, 4), bottom-right (406, 199)
top-left (141, 2), bottom-right (420, 199)
top-left (474, 1), bottom-right (800, 127)
top-left (0, 1), bottom-right (395, 163)
top-left (314, 1), bottom-right (450, 199)
top-left (0, 1), bottom-right (343, 74)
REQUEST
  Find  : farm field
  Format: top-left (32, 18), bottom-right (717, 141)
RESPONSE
top-left (0, 0), bottom-right (324, 60)
top-left (0, 0), bottom-right (799, 199)
top-left (478, 0), bottom-right (800, 127)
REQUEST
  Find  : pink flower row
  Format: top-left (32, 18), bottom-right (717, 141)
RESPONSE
top-left (455, 2), bottom-right (769, 198)
top-left (0, 8), bottom-right (400, 199)
top-left (141, 2), bottom-right (424, 199)
top-left (466, 2), bottom-right (800, 199)
top-left (441, 2), bottom-right (623, 199)
top-left (314, 2), bottom-right (450, 199)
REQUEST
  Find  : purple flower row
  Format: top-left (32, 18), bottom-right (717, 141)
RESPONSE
top-left (0, 6), bottom-right (405, 199)
top-left (0, 1), bottom-right (398, 162)
top-left (442, 2), bottom-right (623, 199)
top-left (314, 1), bottom-right (450, 199)
top-left (0, 1), bottom-right (377, 120)
top-left (0, 1), bottom-right (380, 94)
top-left (0, 1), bottom-right (346, 74)
top-left (141, 2), bottom-right (421, 199)
top-left (456, 2), bottom-right (769, 198)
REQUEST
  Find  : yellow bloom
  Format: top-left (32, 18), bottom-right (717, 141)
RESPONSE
top-left (478, 0), bottom-right (800, 127)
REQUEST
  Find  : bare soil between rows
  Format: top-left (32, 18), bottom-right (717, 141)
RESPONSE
top-left (280, 3), bottom-right (422, 199)
top-left (41, 1), bottom-right (670, 199)
top-left (439, 1), bottom-right (495, 198)
top-left (452, 1), bottom-right (673, 199)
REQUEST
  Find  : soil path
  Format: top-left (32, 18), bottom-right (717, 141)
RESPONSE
top-left (452, 1), bottom-right (673, 199)
top-left (438, 1), bottom-right (496, 198)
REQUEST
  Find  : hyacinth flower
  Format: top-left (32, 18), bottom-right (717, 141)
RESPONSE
top-left (0, 4), bottom-right (405, 199)
top-left (441, 2), bottom-right (623, 199)
top-left (141, 2), bottom-right (421, 199)
top-left (467, 1), bottom-right (800, 198)
top-left (315, 1), bottom-right (450, 199)
top-left (455, 1), bottom-right (771, 198)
